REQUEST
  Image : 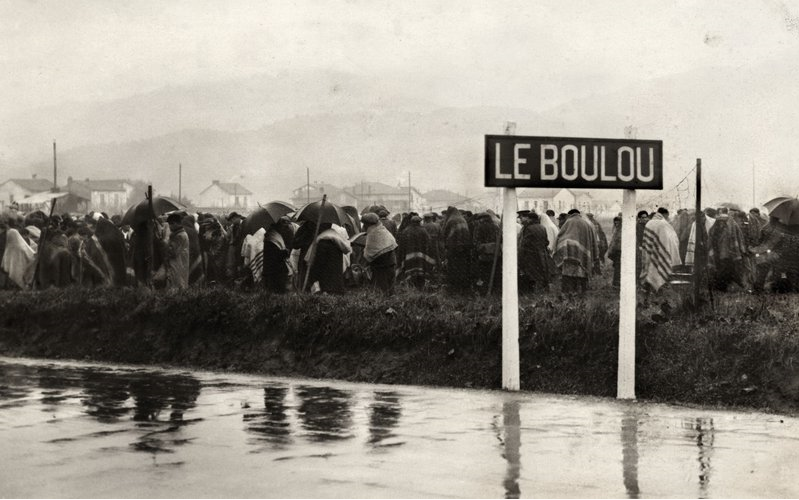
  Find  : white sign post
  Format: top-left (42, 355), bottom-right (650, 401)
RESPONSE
top-left (617, 189), bottom-right (637, 399)
top-left (501, 186), bottom-right (520, 391)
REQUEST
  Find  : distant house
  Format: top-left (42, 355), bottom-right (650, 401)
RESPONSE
top-left (196, 180), bottom-right (252, 210)
top-left (66, 178), bottom-right (135, 214)
top-left (345, 181), bottom-right (424, 214)
top-left (421, 189), bottom-right (483, 213)
top-left (516, 188), bottom-right (576, 214)
top-left (290, 182), bottom-right (358, 210)
top-left (0, 176), bottom-right (54, 211)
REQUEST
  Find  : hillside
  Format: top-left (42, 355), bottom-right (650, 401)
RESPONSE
top-left (6, 57), bottom-right (799, 208)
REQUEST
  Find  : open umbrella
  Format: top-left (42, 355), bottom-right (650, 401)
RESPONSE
top-left (342, 206), bottom-right (362, 233)
top-left (242, 201), bottom-right (296, 235)
top-left (764, 196), bottom-right (799, 225)
top-left (121, 196), bottom-right (186, 226)
top-left (293, 198), bottom-right (349, 227)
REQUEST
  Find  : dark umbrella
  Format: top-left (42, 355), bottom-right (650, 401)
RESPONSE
top-left (342, 206), bottom-right (362, 233)
top-left (293, 199), bottom-right (349, 226)
top-left (764, 196), bottom-right (799, 225)
top-left (242, 201), bottom-right (296, 235)
top-left (121, 196), bottom-right (186, 226)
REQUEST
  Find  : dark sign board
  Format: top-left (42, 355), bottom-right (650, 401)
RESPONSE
top-left (485, 135), bottom-right (663, 190)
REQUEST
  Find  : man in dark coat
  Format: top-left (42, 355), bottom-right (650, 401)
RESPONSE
top-left (262, 217), bottom-right (293, 293)
top-left (472, 212), bottom-right (500, 294)
top-left (422, 213), bottom-right (443, 270)
top-left (519, 212), bottom-right (551, 292)
top-left (306, 223), bottom-right (351, 294)
top-left (442, 206), bottom-right (473, 293)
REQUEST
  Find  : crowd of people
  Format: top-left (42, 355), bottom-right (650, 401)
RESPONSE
top-left (1, 200), bottom-right (797, 296)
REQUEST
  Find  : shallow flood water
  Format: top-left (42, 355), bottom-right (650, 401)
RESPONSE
top-left (1, 357), bottom-right (797, 498)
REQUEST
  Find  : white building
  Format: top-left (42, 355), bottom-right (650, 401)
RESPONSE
top-left (196, 180), bottom-right (252, 210)
top-left (516, 188), bottom-right (576, 214)
top-left (66, 178), bottom-right (135, 214)
top-left (0, 177), bottom-right (54, 211)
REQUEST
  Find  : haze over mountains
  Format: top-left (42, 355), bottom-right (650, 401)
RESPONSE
top-left (3, 57), bottom-right (798, 209)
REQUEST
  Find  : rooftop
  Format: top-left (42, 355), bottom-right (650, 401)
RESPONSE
top-left (202, 180), bottom-right (253, 196)
top-left (3, 178), bottom-right (54, 192)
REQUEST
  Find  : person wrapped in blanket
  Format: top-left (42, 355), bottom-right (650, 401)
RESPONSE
top-left (77, 215), bottom-right (128, 287)
top-left (554, 209), bottom-right (598, 294)
top-left (156, 213), bottom-right (190, 290)
top-left (640, 207), bottom-right (682, 293)
top-left (397, 215), bottom-right (434, 290)
top-left (707, 207), bottom-right (747, 292)
top-left (361, 212), bottom-right (398, 295)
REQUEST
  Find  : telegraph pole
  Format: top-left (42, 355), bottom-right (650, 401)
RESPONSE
top-left (408, 171), bottom-right (412, 212)
top-left (53, 141), bottom-right (57, 191)
top-left (178, 162), bottom-right (182, 203)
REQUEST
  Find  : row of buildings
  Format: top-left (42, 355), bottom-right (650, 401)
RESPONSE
top-left (289, 182), bottom-right (622, 216)
top-left (0, 175), bottom-right (622, 217)
top-left (0, 176), bottom-right (255, 215)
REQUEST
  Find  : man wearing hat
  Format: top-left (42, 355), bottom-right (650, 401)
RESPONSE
top-left (377, 209), bottom-right (398, 238)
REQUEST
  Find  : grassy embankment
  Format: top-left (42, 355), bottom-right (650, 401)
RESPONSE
top-left (1, 281), bottom-right (798, 414)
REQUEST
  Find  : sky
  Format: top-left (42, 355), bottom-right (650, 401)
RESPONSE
top-left (3, 0), bottom-right (797, 114)
top-left (2, 0), bottom-right (799, 204)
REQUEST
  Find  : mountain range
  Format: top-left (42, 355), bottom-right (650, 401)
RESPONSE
top-left (3, 58), bottom-right (798, 208)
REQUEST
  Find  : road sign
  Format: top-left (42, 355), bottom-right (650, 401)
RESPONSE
top-left (485, 135), bottom-right (662, 190)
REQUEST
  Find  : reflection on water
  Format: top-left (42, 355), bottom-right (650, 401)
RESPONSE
top-left (0, 363), bottom-right (33, 404)
top-left (295, 385), bottom-right (354, 442)
top-left (501, 400), bottom-right (522, 499)
top-left (367, 391), bottom-right (402, 449)
top-left (621, 407), bottom-right (640, 499)
top-left (683, 417), bottom-right (715, 498)
top-left (82, 369), bottom-right (133, 423)
top-left (243, 385), bottom-right (292, 451)
top-left (0, 357), bottom-right (797, 499)
top-left (128, 374), bottom-right (202, 454)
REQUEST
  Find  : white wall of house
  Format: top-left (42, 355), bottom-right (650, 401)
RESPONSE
top-left (0, 181), bottom-right (35, 210)
top-left (551, 189), bottom-right (575, 213)
top-left (91, 190), bottom-right (128, 213)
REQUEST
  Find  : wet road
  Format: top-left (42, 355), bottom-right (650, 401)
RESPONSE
top-left (1, 356), bottom-right (797, 498)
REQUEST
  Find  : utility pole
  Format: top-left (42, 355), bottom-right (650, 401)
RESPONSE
top-left (693, 159), bottom-right (706, 308)
top-left (178, 162), bottom-right (182, 203)
top-left (307, 168), bottom-right (310, 204)
top-left (408, 171), bottom-right (412, 212)
top-left (752, 162), bottom-right (755, 208)
top-left (53, 141), bottom-right (57, 192)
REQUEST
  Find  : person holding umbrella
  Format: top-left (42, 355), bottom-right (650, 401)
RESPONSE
top-left (361, 212), bottom-right (398, 295)
top-left (306, 222), bottom-right (352, 294)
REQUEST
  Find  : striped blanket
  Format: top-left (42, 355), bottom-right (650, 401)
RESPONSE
top-left (641, 214), bottom-right (682, 291)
